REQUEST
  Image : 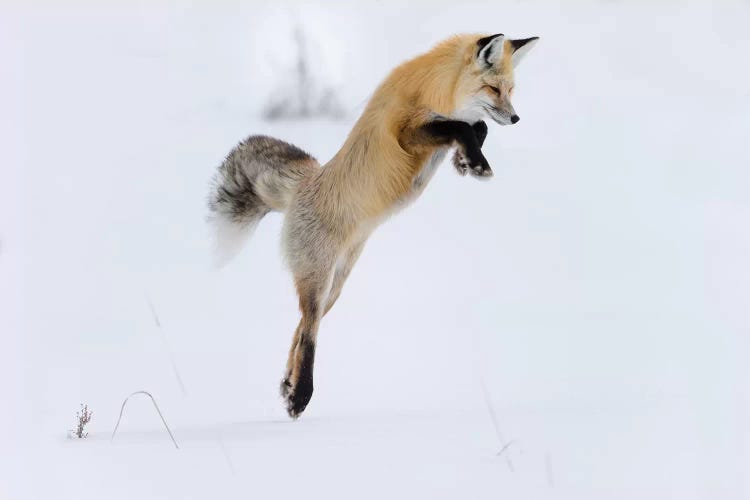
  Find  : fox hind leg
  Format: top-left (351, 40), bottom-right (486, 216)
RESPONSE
top-left (281, 268), bottom-right (335, 418)
top-left (280, 238), bottom-right (365, 416)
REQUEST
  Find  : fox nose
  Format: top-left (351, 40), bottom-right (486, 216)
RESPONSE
top-left (510, 114), bottom-right (520, 124)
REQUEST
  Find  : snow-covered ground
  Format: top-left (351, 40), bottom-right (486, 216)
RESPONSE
top-left (2, 1), bottom-right (749, 498)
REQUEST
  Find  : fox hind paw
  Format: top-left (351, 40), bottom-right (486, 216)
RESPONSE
top-left (280, 377), bottom-right (292, 398)
top-left (281, 377), bottom-right (313, 419)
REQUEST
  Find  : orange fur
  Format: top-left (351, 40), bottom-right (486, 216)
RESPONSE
top-left (310, 34), bottom-right (517, 245)
top-left (310, 36), bottom-right (480, 230)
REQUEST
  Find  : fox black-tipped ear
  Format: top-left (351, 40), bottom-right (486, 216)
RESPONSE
top-left (510, 37), bottom-right (539, 68)
top-left (476, 33), bottom-right (505, 69)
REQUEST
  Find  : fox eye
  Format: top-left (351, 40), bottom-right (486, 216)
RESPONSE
top-left (487, 85), bottom-right (501, 95)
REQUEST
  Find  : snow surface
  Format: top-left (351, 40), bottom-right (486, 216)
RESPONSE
top-left (2, 1), bottom-right (749, 499)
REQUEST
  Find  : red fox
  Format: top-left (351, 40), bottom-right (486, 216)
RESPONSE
top-left (208, 33), bottom-right (539, 418)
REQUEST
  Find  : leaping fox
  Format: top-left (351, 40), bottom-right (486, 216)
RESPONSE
top-left (208, 33), bottom-right (539, 418)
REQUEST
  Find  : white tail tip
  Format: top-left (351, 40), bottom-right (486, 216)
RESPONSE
top-left (209, 214), bottom-right (256, 268)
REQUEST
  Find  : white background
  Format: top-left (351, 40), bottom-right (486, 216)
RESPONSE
top-left (2, 1), bottom-right (749, 498)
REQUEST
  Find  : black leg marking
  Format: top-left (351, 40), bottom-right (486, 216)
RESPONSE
top-left (473, 120), bottom-right (488, 147)
top-left (443, 120), bottom-right (491, 178)
top-left (286, 336), bottom-right (316, 418)
top-left (421, 120), bottom-right (490, 176)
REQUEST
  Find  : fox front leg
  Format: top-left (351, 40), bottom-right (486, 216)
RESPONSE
top-left (452, 121), bottom-right (489, 177)
top-left (419, 119), bottom-right (492, 178)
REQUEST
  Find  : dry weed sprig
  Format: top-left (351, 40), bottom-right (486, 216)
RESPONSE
top-left (74, 404), bottom-right (92, 438)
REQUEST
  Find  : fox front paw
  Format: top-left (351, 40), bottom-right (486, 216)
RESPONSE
top-left (452, 150), bottom-right (470, 176)
top-left (453, 150), bottom-right (493, 179)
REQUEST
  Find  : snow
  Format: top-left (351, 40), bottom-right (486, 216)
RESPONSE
top-left (2, 0), bottom-right (749, 499)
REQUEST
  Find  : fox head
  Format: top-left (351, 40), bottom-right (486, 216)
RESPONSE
top-left (454, 34), bottom-right (539, 126)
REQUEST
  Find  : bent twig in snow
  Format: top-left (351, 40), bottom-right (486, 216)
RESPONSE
top-left (111, 391), bottom-right (179, 449)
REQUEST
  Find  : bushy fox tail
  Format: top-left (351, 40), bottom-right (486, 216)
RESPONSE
top-left (207, 135), bottom-right (319, 266)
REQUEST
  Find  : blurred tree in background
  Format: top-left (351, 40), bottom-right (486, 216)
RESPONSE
top-left (263, 26), bottom-right (345, 121)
